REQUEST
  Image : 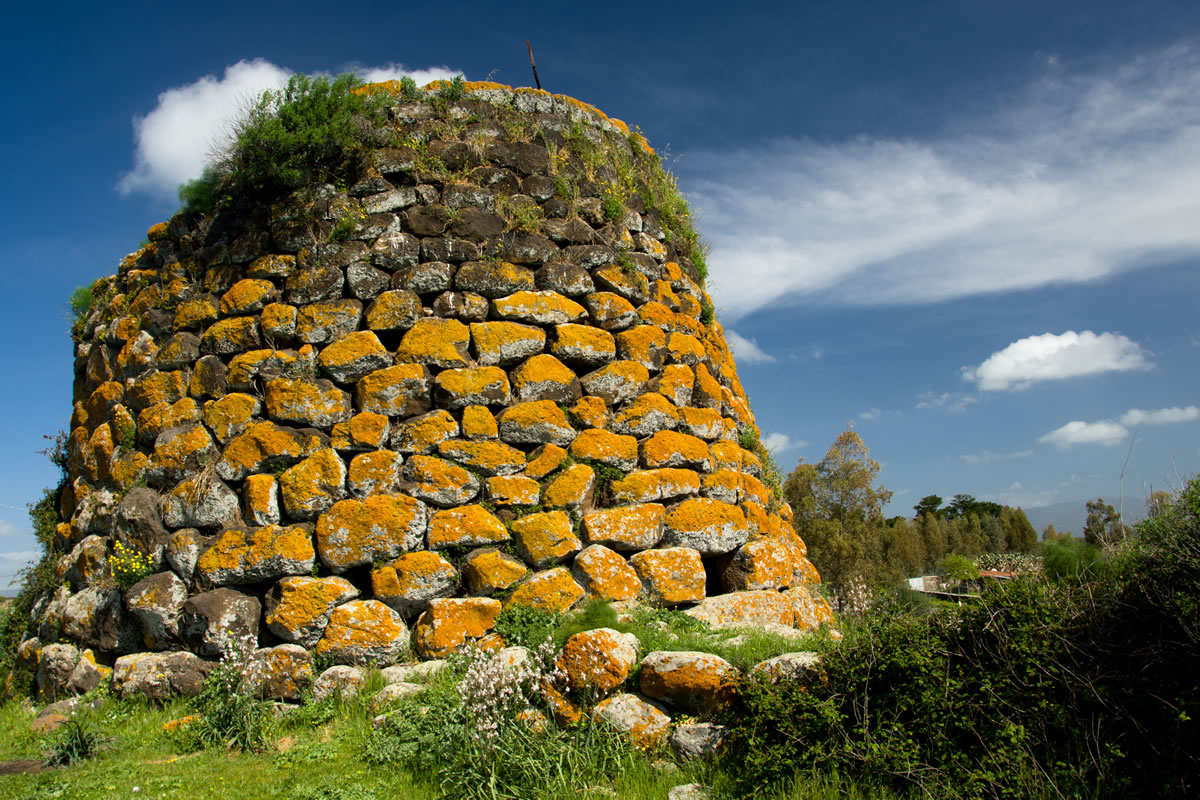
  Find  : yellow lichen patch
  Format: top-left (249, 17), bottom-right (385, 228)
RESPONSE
top-left (724, 390), bottom-right (754, 428)
top-left (581, 504), bottom-right (665, 551)
top-left (243, 474), bottom-right (279, 526)
top-left (545, 682), bottom-right (584, 727)
top-left (203, 393), bottom-right (261, 444)
top-left (641, 430), bottom-right (712, 471)
top-left (201, 317), bottom-right (261, 355)
top-left (88, 424), bottom-right (115, 483)
top-left (609, 469), bottom-right (701, 504)
top-left (313, 600), bottom-right (407, 664)
top-left (741, 502), bottom-right (770, 537)
top-left (665, 331), bottom-right (705, 366)
top-left (510, 354), bottom-right (581, 403)
top-left (318, 331), bottom-right (392, 382)
top-left (579, 360), bottom-right (650, 406)
top-left (391, 410), bottom-right (458, 454)
top-left (510, 511), bottom-right (581, 568)
top-left (677, 293), bottom-right (703, 320)
top-left (491, 291), bottom-right (586, 325)
top-left (650, 280), bottom-right (680, 310)
top-left (462, 550), bottom-right (528, 595)
top-left (264, 378), bottom-right (352, 429)
top-left (708, 441), bottom-right (744, 472)
top-left (196, 523), bottom-right (316, 585)
top-left (524, 443), bottom-right (568, 480)
top-left (110, 449), bottom-right (150, 490)
top-left (549, 324), bottom-right (616, 364)
top-left (315, 494), bottom-right (427, 572)
top-left (785, 585), bottom-right (837, 631)
top-left (592, 694), bottom-right (670, 749)
top-left (295, 300), bottom-right (362, 345)
top-left (678, 407), bottom-right (725, 440)
top-left (462, 405), bottom-right (497, 440)
top-left (126, 370), bottom-right (189, 411)
top-left (572, 544), bottom-right (642, 602)
top-left (226, 348), bottom-right (296, 390)
top-left (265, 576), bottom-right (359, 646)
top-left (365, 290), bottom-right (421, 332)
top-left (220, 279), bottom-right (277, 316)
top-left (433, 366), bottom-right (511, 408)
top-left (146, 221), bottom-right (170, 242)
top-left (663, 261), bottom-right (683, 282)
top-left (414, 597), bottom-right (502, 659)
top-left (615, 326), bottom-right (666, 370)
top-left (639, 651), bottom-right (738, 714)
top-left (568, 428), bottom-right (637, 470)
top-left (595, 266), bottom-right (649, 302)
top-left (584, 291), bottom-right (637, 331)
top-left (636, 301), bottom-right (677, 331)
top-left (280, 448), bottom-right (347, 520)
top-left (701, 469), bottom-right (742, 504)
top-left (428, 505), bottom-right (508, 549)
top-left (150, 424), bottom-right (215, 478)
top-left (356, 363), bottom-right (432, 418)
top-left (437, 439), bottom-right (526, 476)
top-left (692, 364), bottom-right (723, 410)
top-left (173, 296), bottom-right (219, 331)
top-left (261, 303), bottom-right (298, 339)
top-left (495, 400), bottom-right (576, 447)
top-left (403, 454), bottom-right (479, 505)
top-left (248, 254), bottom-right (296, 279)
top-left (570, 396), bottom-right (607, 429)
top-left (558, 628), bottom-right (638, 694)
top-left (663, 497), bottom-right (750, 555)
top-left (653, 364), bottom-right (694, 407)
top-left (610, 393), bottom-right (680, 436)
top-left (347, 450), bottom-right (402, 497)
top-left (394, 318), bottom-right (471, 368)
top-left (629, 548), bottom-right (706, 605)
top-left (83, 382), bottom-right (124, 431)
top-left (504, 567), bottom-right (584, 613)
top-left (740, 474), bottom-right (771, 507)
top-left (741, 448), bottom-right (763, 476)
top-left (137, 398), bottom-right (202, 445)
top-left (371, 550), bottom-right (458, 613)
top-left (485, 475), bottom-right (541, 506)
top-left (469, 321), bottom-right (546, 366)
top-left (217, 420), bottom-right (322, 481)
top-left (685, 590), bottom-right (794, 628)
top-left (331, 412), bottom-right (390, 452)
top-left (116, 332), bottom-right (158, 376)
top-left (542, 464), bottom-right (595, 510)
top-left (791, 554), bottom-right (821, 587)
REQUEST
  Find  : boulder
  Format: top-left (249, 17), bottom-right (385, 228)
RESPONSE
top-left (557, 628), bottom-right (639, 694)
top-left (638, 651), bottom-right (739, 714)
top-left (179, 588), bottom-right (261, 658)
top-left (111, 651), bottom-right (214, 700)
top-left (592, 693), bottom-right (671, 749)
top-left (124, 571), bottom-right (189, 649)
top-left (264, 575), bottom-right (359, 648)
top-left (315, 600), bottom-right (408, 665)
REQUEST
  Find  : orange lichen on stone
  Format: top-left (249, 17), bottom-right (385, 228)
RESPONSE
top-left (173, 296), bottom-right (219, 331)
top-left (692, 364), bottom-right (723, 410)
top-left (579, 360), bottom-right (650, 406)
top-left (510, 354), bottom-right (581, 403)
top-left (391, 410), bottom-right (458, 454)
top-left (673, 312), bottom-right (705, 339)
top-left (243, 474), bottom-right (280, 526)
top-left (724, 538), bottom-right (793, 592)
top-left (318, 331), bottom-right (392, 382)
top-left (653, 364), bottom-right (694, 407)
top-left (82, 382), bottom-right (124, 430)
top-left (127, 370), bottom-right (189, 410)
top-left (221, 279), bottom-right (277, 316)
top-left (572, 544), bottom-right (642, 602)
top-left (264, 378), bottom-right (352, 429)
top-left (568, 428), bottom-right (638, 470)
top-left (260, 302), bottom-right (298, 339)
top-left (225, 348), bottom-right (297, 390)
top-left (609, 468), bottom-right (701, 504)
top-left (110, 449), bottom-right (150, 490)
top-left (785, 585), bottom-right (837, 631)
top-left (434, 366), bottom-right (511, 408)
top-left (637, 301), bottom-right (676, 331)
top-left (462, 405), bottom-right (498, 440)
top-left (463, 549), bottom-right (528, 595)
top-left (496, 400), bottom-right (576, 447)
top-left (469, 321), bottom-right (546, 366)
top-left (403, 454), bottom-right (479, 505)
top-left (542, 463), bottom-right (595, 510)
top-left (571, 396), bottom-right (608, 428)
top-left (137, 399), bottom-right (201, 446)
top-left (365, 290), bottom-right (421, 332)
top-left (581, 504), bottom-right (665, 551)
top-left (684, 590), bottom-right (794, 628)
top-left (641, 430), bottom-right (712, 471)
top-left (549, 324), bottom-right (616, 364)
top-left (662, 497), bottom-right (750, 555)
top-left (584, 291), bottom-right (638, 331)
top-left (196, 523), bottom-right (316, 585)
top-left (295, 300), bottom-right (363, 345)
top-left (595, 265), bottom-right (648, 302)
top-left (524, 443), bottom-right (568, 479)
top-left (248, 254), bottom-right (296, 279)
top-left (740, 473), bottom-right (771, 506)
top-left (203, 393), bottom-right (261, 444)
top-left (331, 412), bottom-right (390, 452)
top-left (395, 318), bottom-right (471, 368)
top-left (558, 628), bottom-right (638, 694)
top-left (279, 448), bottom-right (347, 520)
top-left (314, 600), bottom-right (408, 665)
top-left (638, 651), bottom-right (738, 713)
top-left (724, 389), bottom-right (754, 428)
top-left (485, 475), bottom-right (540, 506)
top-left (117, 332), bottom-right (159, 376)
top-left (150, 424), bottom-right (216, 478)
top-left (371, 550), bottom-right (458, 614)
top-left (491, 291), bottom-right (586, 325)
top-left (505, 567), bottom-right (584, 613)
top-left (265, 576), bottom-right (359, 646)
top-left (201, 317), bottom-right (261, 355)
top-left (678, 407), bottom-right (725, 440)
top-left (629, 548), bottom-right (706, 605)
top-left (650, 280), bottom-right (680, 310)
top-left (414, 597), bottom-right (502, 658)
top-left (428, 505), bottom-right (508, 549)
top-left (615, 326), bottom-right (666, 371)
top-left (592, 693), bottom-right (669, 749)
top-left (708, 441), bottom-right (744, 472)
top-left (356, 363), bottom-right (432, 418)
top-left (436, 439), bottom-right (526, 475)
top-left (347, 450), bottom-right (402, 497)
top-left (701, 469), bottom-right (742, 504)
top-left (315, 494), bottom-right (428, 572)
top-left (610, 393), bottom-right (680, 436)
top-left (510, 511), bottom-right (581, 568)
top-left (217, 420), bottom-right (322, 481)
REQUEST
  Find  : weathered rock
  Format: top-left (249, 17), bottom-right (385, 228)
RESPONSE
top-left (390, 410), bottom-right (457, 454)
top-left (371, 681), bottom-right (426, 711)
top-left (264, 576), bottom-right (359, 648)
top-left (195, 524), bottom-right (315, 586)
top-left (752, 652), bottom-right (822, 683)
top-left (569, 428), bottom-right (638, 471)
top-left (125, 571), bottom-right (189, 649)
top-left (723, 538), bottom-right (793, 591)
top-left (216, 420), bottom-right (322, 481)
top-left (505, 567), bottom-right (584, 613)
top-left (661, 498), bottom-right (750, 555)
top-left (558, 628), bottom-right (639, 693)
top-left (395, 318), bottom-right (471, 368)
top-left (62, 586), bottom-right (135, 653)
top-left (35, 643), bottom-right (78, 702)
top-left (372, 551), bottom-right (459, 616)
top-left (318, 331), bottom-right (392, 383)
top-left (609, 469), bottom-right (701, 504)
top-left (542, 464), bottom-right (595, 511)
top-left (582, 504), bottom-right (664, 551)
top-left (592, 693), bottom-right (671, 748)
top-left (312, 664), bottom-right (365, 701)
top-left (68, 649), bottom-right (112, 695)
top-left (358, 364), bottom-right (432, 418)
top-left (511, 511), bottom-right (582, 568)
top-left (511, 354), bottom-right (582, 403)
top-left (111, 651), bottom-right (214, 700)
top-left (684, 590), bottom-right (794, 628)
top-left (315, 600), bottom-right (408, 665)
top-left (347, 450), bottom-right (403, 497)
top-left (671, 723), bottom-right (729, 761)
top-left (279, 448), bottom-right (347, 520)
top-left (179, 588), bottom-right (261, 658)
top-left (639, 651), bottom-right (738, 713)
top-left (263, 378), bottom-right (352, 429)
top-left (247, 644), bottom-right (312, 701)
top-left (629, 548), bottom-right (706, 605)
top-left (403, 455), bottom-right (479, 506)
top-left (668, 784), bottom-right (715, 800)
top-left (437, 439), bottom-right (526, 476)
top-left (784, 585), bottom-right (837, 631)
top-left (428, 504), bottom-right (508, 549)
top-left (462, 549), bottom-right (529, 595)
top-left (496, 400), bottom-right (576, 446)
top-left (414, 597), bottom-right (502, 658)
top-left (572, 544), bottom-right (642, 602)
top-left (316, 494), bottom-right (428, 571)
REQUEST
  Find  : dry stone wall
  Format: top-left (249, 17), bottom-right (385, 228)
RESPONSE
top-left (29, 81), bottom-right (834, 701)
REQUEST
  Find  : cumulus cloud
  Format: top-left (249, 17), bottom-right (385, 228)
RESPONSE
top-left (687, 40), bottom-right (1200, 318)
top-left (762, 432), bottom-right (805, 454)
top-left (119, 59), bottom-right (460, 199)
top-left (1119, 405), bottom-right (1200, 425)
top-left (962, 331), bottom-right (1150, 391)
top-left (725, 330), bottom-right (776, 364)
top-left (961, 449), bottom-right (1035, 465)
top-left (1040, 420), bottom-right (1130, 449)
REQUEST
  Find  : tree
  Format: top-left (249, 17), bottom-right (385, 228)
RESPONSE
top-left (1041, 523), bottom-right (1066, 542)
top-left (913, 495), bottom-right (943, 519)
top-left (1005, 507), bottom-right (1039, 552)
top-left (1146, 489), bottom-right (1172, 519)
top-left (1084, 498), bottom-right (1129, 547)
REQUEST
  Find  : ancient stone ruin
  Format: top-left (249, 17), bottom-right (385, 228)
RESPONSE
top-left (23, 81), bottom-right (834, 707)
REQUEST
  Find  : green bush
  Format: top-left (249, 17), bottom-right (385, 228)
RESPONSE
top-left (43, 713), bottom-right (109, 766)
top-left (187, 656), bottom-right (273, 752)
top-left (492, 604), bottom-right (561, 649)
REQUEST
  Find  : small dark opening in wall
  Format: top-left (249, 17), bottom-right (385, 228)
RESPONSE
top-left (701, 553), bottom-right (733, 598)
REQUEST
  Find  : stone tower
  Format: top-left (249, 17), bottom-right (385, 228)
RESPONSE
top-left (30, 80), bottom-right (832, 700)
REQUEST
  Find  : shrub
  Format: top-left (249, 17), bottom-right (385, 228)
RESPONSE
top-left (493, 604), bottom-right (561, 649)
top-left (43, 712), bottom-right (109, 766)
top-left (108, 539), bottom-right (154, 590)
top-left (187, 650), bottom-right (273, 752)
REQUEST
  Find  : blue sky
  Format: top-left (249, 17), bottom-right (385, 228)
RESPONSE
top-left (2, 1), bottom-right (1199, 586)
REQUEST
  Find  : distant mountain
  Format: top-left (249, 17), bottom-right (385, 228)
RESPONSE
top-left (1024, 498), bottom-right (1146, 539)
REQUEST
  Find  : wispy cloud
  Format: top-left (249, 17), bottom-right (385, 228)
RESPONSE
top-left (725, 330), bottom-right (776, 364)
top-left (690, 41), bottom-right (1200, 318)
top-left (762, 432), bottom-right (805, 455)
top-left (119, 59), bottom-right (460, 199)
top-left (1119, 406), bottom-right (1199, 425)
top-left (858, 408), bottom-right (881, 420)
top-left (963, 331), bottom-right (1150, 391)
top-left (961, 449), bottom-right (1035, 465)
top-left (1041, 404), bottom-right (1199, 448)
top-left (915, 391), bottom-right (977, 413)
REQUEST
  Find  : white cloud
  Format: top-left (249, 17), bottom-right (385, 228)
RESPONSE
top-left (915, 390), bottom-right (978, 413)
top-left (0, 550), bottom-right (38, 589)
top-left (858, 408), bottom-right (881, 420)
top-left (963, 331), bottom-right (1150, 391)
top-left (689, 41), bottom-right (1200, 318)
top-left (961, 449), bottom-right (1034, 465)
top-left (0, 520), bottom-right (21, 538)
top-left (762, 432), bottom-right (805, 454)
top-left (1119, 405), bottom-right (1200, 425)
top-left (1039, 420), bottom-right (1130, 449)
top-left (725, 330), bottom-right (775, 364)
top-left (119, 60), bottom-right (461, 199)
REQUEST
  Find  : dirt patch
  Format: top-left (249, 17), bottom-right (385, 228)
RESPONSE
top-left (0, 759), bottom-right (50, 775)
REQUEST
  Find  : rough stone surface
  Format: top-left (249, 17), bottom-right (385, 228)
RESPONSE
top-left (111, 651), bottom-right (214, 701)
top-left (315, 599), bottom-right (408, 665)
top-left (671, 723), bottom-right (729, 761)
top-left (592, 693), bottom-right (671, 749)
top-left (639, 650), bottom-right (739, 713)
